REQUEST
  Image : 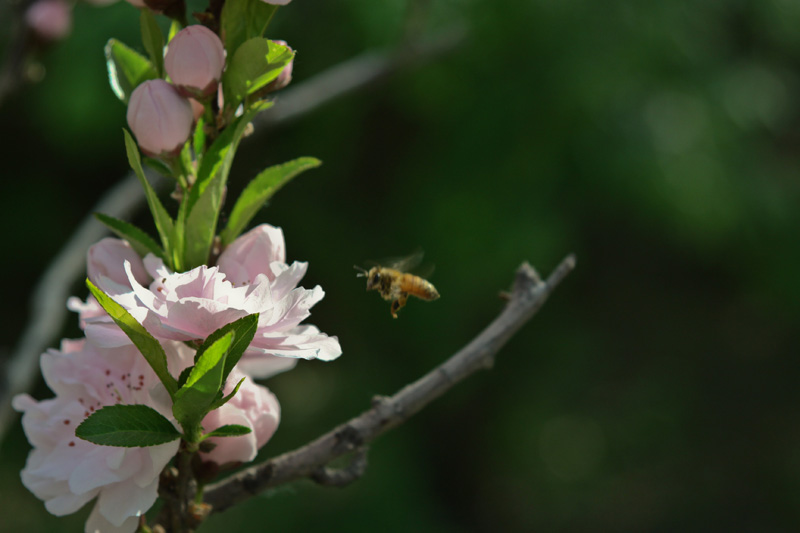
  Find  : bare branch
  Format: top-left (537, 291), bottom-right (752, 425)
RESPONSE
top-left (0, 28), bottom-right (467, 444)
top-left (200, 255), bottom-right (576, 515)
top-left (310, 447), bottom-right (369, 488)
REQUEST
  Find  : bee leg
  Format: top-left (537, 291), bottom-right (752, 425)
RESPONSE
top-left (391, 293), bottom-right (408, 318)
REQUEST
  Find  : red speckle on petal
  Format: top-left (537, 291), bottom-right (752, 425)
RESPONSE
top-left (63, 419), bottom-right (70, 425)
top-left (105, 369), bottom-right (111, 376)
top-left (89, 406), bottom-right (95, 412)
top-left (84, 411), bottom-right (90, 417)
top-left (68, 441), bottom-right (75, 447)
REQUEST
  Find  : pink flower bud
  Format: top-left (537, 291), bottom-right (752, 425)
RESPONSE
top-left (264, 40), bottom-right (294, 92)
top-left (127, 79), bottom-right (194, 157)
top-left (165, 26), bottom-right (225, 97)
top-left (25, 0), bottom-right (71, 42)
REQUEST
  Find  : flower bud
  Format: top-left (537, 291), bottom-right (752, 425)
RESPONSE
top-left (262, 0), bottom-right (291, 4)
top-left (127, 79), bottom-right (194, 157)
top-left (263, 40), bottom-right (294, 93)
top-left (165, 26), bottom-right (225, 97)
top-left (124, 0), bottom-right (147, 7)
top-left (25, 0), bottom-right (71, 42)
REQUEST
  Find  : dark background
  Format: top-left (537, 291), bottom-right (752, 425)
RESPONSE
top-left (2, 0), bottom-right (800, 531)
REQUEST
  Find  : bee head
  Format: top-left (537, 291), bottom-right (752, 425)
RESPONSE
top-left (366, 268), bottom-right (383, 291)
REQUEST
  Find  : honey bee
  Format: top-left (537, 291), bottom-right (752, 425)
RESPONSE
top-left (355, 251), bottom-right (440, 318)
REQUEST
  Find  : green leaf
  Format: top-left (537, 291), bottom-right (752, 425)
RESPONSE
top-left (140, 10), bottom-right (164, 78)
top-left (220, 157), bottom-right (321, 245)
top-left (94, 212), bottom-right (167, 262)
top-left (193, 115), bottom-right (206, 168)
top-left (221, 0), bottom-right (277, 58)
top-left (124, 129), bottom-right (175, 268)
top-left (76, 404), bottom-right (181, 447)
top-left (177, 366), bottom-right (193, 388)
top-left (87, 279), bottom-right (178, 397)
top-left (167, 19), bottom-right (182, 42)
top-left (104, 39), bottom-right (157, 103)
top-left (181, 103), bottom-right (270, 269)
top-left (143, 156), bottom-right (174, 178)
top-left (202, 424), bottom-right (252, 440)
top-left (208, 376), bottom-right (245, 411)
top-left (199, 314), bottom-right (259, 381)
top-left (172, 332), bottom-right (233, 430)
top-left (222, 38), bottom-right (293, 110)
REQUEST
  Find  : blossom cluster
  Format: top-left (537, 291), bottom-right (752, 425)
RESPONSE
top-left (15, 224), bottom-right (340, 532)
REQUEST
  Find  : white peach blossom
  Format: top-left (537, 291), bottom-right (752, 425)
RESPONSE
top-left (13, 338), bottom-right (193, 533)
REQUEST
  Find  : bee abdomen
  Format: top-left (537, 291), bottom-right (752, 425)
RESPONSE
top-left (401, 274), bottom-right (440, 301)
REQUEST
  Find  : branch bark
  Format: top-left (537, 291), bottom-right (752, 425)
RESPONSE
top-left (199, 254), bottom-right (575, 516)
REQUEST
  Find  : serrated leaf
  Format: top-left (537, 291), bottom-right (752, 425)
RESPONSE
top-left (222, 38), bottom-right (293, 110)
top-left (208, 376), bottom-right (245, 411)
top-left (76, 404), bottom-right (181, 447)
top-left (221, 0), bottom-right (277, 59)
top-left (199, 314), bottom-right (259, 381)
top-left (124, 129), bottom-right (175, 269)
top-left (172, 332), bottom-right (233, 430)
top-left (94, 212), bottom-right (167, 262)
top-left (104, 39), bottom-right (157, 103)
top-left (202, 424), bottom-right (252, 440)
top-left (177, 366), bottom-right (193, 388)
top-left (220, 157), bottom-right (321, 245)
top-left (181, 103), bottom-right (270, 269)
top-left (140, 10), bottom-right (164, 78)
top-left (87, 279), bottom-right (178, 397)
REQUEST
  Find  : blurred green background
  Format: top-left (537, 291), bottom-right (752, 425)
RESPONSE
top-left (2, 0), bottom-right (800, 530)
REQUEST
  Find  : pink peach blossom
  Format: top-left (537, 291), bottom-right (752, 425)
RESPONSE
top-left (13, 338), bottom-right (194, 532)
top-left (71, 226), bottom-right (341, 378)
top-left (200, 368), bottom-right (280, 465)
top-left (67, 238), bottom-right (151, 345)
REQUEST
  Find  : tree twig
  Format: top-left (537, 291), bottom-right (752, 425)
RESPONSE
top-left (0, 27), bottom-right (468, 444)
top-left (310, 447), bottom-right (369, 488)
top-left (198, 255), bottom-right (576, 516)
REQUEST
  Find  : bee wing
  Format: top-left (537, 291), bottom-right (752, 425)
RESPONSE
top-left (385, 248), bottom-right (425, 272)
top-left (362, 249), bottom-right (433, 276)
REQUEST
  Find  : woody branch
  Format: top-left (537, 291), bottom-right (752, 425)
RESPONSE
top-left (198, 254), bottom-right (576, 516)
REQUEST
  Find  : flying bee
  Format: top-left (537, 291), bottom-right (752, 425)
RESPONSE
top-left (355, 250), bottom-right (440, 318)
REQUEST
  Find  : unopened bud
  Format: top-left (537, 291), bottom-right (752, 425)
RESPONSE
top-left (127, 79), bottom-right (194, 157)
top-left (25, 0), bottom-right (71, 42)
top-left (264, 40), bottom-right (293, 93)
top-left (165, 26), bottom-right (225, 98)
